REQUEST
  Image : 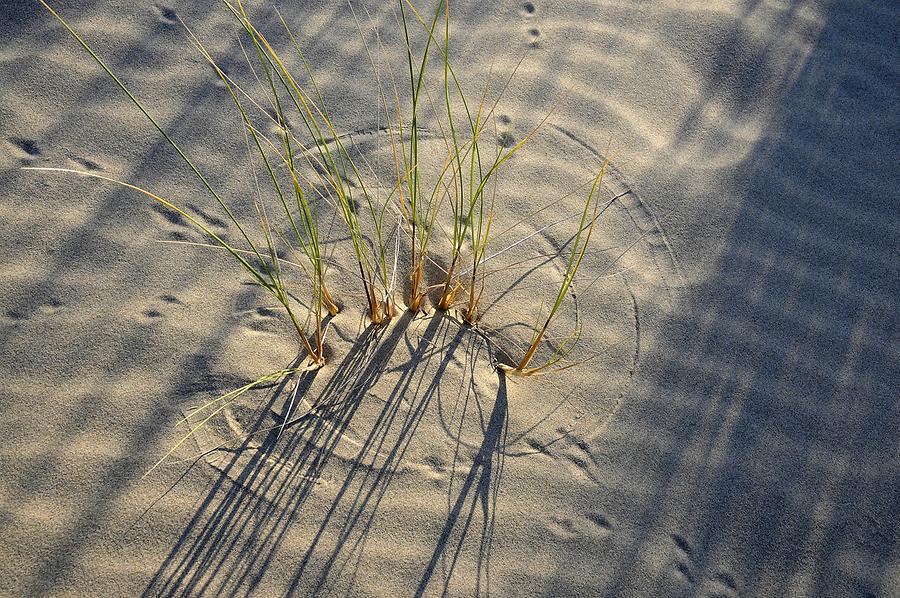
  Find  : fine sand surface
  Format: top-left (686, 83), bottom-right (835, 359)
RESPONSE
top-left (1, 1), bottom-right (898, 596)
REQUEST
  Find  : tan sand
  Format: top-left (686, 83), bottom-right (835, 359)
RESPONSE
top-left (1, 0), bottom-right (898, 596)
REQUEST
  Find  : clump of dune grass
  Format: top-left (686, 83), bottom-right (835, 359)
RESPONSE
top-left (32, 0), bottom-right (616, 470)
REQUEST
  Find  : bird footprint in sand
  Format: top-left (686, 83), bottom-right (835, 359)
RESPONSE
top-left (561, 435), bottom-right (603, 484)
top-left (669, 534), bottom-right (740, 597)
top-left (548, 510), bottom-right (614, 541)
top-left (151, 203), bottom-right (228, 241)
top-left (517, 2), bottom-right (541, 46)
top-left (4, 297), bottom-right (64, 323)
top-left (138, 294), bottom-right (183, 324)
top-left (671, 534), bottom-right (697, 584)
top-left (7, 137), bottom-right (41, 164)
top-left (497, 114), bottom-right (517, 148)
top-left (69, 156), bottom-right (102, 171)
top-left (239, 305), bottom-right (285, 335)
top-left (153, 4), bottom-right (177, 25)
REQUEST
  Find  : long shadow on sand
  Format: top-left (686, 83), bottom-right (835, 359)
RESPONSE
top-left (143, 310), bottom-right (509, 596)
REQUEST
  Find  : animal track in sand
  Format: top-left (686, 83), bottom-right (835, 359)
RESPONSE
top-left (674, 560), bottom-right (696, 584)
top-left (238, 305), bottom-right (284, 335)
top-left (7, 137), bottom-right (41, 164)
top-left (704, 573), bottom-right (740, 597)
top-left (670, 533), bottom-right (700, 586)
top-left (192, 205), bottom-right (228, 229)
top-left (673, 533), bottom-right (694, 557)
top-left (496, 114), bottom-right (516, 148)
top-left (4, 298), bottom-right (64, 322)
top-left (585, 511), bottom-right (613, 532)
top-left (524, 436), bottom-right (555, 456)
top-left (209, 62), bottom-right (232, 89)
top-left (153, 4), bottom-right (177, 25)
top-left (548, 516), bottom-right (580, 540)
top-left (151, 203), bottom-right (186, 228)
top-left (547, 510), bottom-right (614, 541)
top-left (69, 156), bottom-right (102, 171)
top-left (497, 131), bottom-right (516, 148)
top-left (700, 578), bottom-right (739, 597)
top-left (229, 292), bottom-right (289, 336)
top-left (150, 202), bottom-right (228, 241)
top-left (517, 1), bottom-right (541, 46)
top-left (561, 436), bottom-right (603, 484)
top-left (665, 533), bottom-right (742, 595)
top-left (412, 453), bottom-right (450, 485)
top-left (138, 293), bottom-right (183, 324)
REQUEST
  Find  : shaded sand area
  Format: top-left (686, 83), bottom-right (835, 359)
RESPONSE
top-left (1, 0), bottom-right (898, 596)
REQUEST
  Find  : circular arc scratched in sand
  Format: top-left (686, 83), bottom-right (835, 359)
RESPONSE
top-left (202, 122), bottom-right (682, 477)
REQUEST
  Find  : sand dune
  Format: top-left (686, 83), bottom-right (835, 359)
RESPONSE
top-left (1, 0), bottom-right (897, 596)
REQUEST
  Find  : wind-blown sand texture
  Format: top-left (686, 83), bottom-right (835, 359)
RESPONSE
top-left (1, 0), bottom-right (898, 596)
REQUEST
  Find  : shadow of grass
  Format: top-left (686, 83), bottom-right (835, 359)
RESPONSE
top-left (143, 310), bottom-right (510, 596)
